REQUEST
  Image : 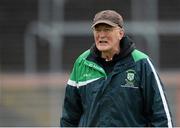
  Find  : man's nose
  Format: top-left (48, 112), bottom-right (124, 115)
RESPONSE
top-left (98, 31), bottom-right (106, 37)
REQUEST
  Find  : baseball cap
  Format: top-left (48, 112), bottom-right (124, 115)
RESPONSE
top-left (91, 10), bottom-right (124, 28)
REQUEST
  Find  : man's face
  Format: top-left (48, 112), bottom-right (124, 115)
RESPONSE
top-left (93, 23), bottom-right (124, 53)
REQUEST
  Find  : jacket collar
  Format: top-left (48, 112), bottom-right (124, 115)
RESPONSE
top-left (89, 36), bottom-right (135, 62)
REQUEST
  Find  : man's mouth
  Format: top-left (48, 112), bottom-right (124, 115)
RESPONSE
top-left (99, 41), bottom-right (108, 44)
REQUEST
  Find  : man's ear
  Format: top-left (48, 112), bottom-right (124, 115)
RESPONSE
top-left (119, 28), bottom-right (124, 40)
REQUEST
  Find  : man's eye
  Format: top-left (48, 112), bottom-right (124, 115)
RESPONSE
top-left (94, 28), bottom-right (101, 32)
top-left (94, 28), bottom-right (112, 32)
top-left (104, 28), bottom-right (111, 32)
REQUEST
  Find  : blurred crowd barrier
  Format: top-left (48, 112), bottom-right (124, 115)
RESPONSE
top-left (0, 72), bottom-right (180, 126)
top-left (0, 73), bottom-right (68, 126)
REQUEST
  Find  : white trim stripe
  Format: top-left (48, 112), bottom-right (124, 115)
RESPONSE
top-left (67, 78), bottom-right (101, 88)
top-left (78, 78), bottom-right (101, 87)
top-left (67, 79), bottom-right (77, 87)
top-left (147, 58), bottom-right (172, 128)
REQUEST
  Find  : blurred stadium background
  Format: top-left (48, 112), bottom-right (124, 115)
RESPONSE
top-left (0, 0), bottom-right (180, 126)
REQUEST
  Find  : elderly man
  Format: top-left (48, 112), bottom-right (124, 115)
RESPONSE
top-left (60, 10), bottom-right (173, 127)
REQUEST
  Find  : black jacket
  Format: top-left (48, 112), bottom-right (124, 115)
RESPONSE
top-left (60, 36), bottom-right (173, 127)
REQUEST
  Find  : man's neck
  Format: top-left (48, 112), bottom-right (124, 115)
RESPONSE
top-left (101, 48), bottom-right (120, 61)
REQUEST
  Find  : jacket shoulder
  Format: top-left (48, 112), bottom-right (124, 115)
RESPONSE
top-left (131, 49), bottom-right (149, 62)
top-left (68, 49), bottom-right (90, 83)
top-left (75, 49), bottom-right (90, 64)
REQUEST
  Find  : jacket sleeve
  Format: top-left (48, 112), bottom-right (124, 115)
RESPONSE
top-left (141, 58), bottom-right (173, 127)
top-left (60, 61), bottom-right (83, 127)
